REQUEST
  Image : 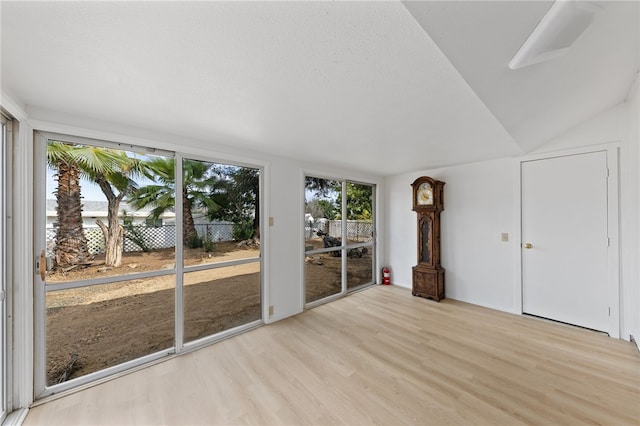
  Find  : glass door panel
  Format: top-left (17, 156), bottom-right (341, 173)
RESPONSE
top-left (346, 250), bottom-right (374, 290)
top-left (183, 265), bottom-right (261, 343)
top-left (182, 159), bottom-right (262, 345)
top-left (304, 177), bottom-right (343, 303)
top-left (45, 142), bottom-right (176, 283)
top-left (345, 182), bottom-right (375, 291)
top-left (40, 135), bottom-right (176, 389)
top-left (305, 250), bottom-right (343, 303)
top-left (181, 161), bottom-right (261, 265)
top-left (46, 277), bottom-right (174, 385)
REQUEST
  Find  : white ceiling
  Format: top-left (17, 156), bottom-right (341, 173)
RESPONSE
top-left (1, 1), bottom-right (638, 177)
top-left (404, 1), bottom-right (640, 153)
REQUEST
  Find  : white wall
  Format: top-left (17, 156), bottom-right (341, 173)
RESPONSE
top-left (384, 159), bottom-right (516, 312)
top-left (264, 158), bottom-right (305, 321)
top-left (385, 97), bottom-right (639, 340)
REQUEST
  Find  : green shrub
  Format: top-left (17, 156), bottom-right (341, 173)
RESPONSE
top-left (232, 221), bottom-right (254, 241)
top-left (186, 234), bottom-right (203, 249)
top-left (203, 239), bottom-right (215, 252)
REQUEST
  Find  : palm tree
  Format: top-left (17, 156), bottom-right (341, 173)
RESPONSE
top-left (48, 141), bottom-right (146, 268)
top-left (82, 150), bottom-right (147, 267)
top-left (128, 158), bottom-right (223, 244)
top-left (47, 142), bottom-right (93, 267)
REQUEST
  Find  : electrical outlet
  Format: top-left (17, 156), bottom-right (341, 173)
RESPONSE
top-left (501, 233), bottom-right (509, 242)
top-left (269, 305), bottom-right (274, 316)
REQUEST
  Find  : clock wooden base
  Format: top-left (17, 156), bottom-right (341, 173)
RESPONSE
top-left (412, 265), bottom-right (445, 302)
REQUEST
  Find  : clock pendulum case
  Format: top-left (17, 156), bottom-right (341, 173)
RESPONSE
top-left (411, 176), bottom-right (445, 301)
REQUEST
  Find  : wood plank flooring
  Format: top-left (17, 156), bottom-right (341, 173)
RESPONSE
top-left (24, 285), bottom-right (640, 425)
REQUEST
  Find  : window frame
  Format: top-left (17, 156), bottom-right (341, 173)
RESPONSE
top-left (0, 112), bottom-right (13, 422)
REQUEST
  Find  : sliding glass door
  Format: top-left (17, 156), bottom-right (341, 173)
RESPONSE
top-left (304, 177), bottom-right (375, 306)
top-left (35, 135), bottom-right (177, 392)
top-left (34, 132), bottom-right (262, 397)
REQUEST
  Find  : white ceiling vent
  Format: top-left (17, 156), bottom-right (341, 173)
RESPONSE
top-left (509, 1), bottom-right (602, 70)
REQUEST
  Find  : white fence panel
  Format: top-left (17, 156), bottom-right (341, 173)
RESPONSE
top-left (306, 219), bottom-right (373, 242)
top-left (46, 221), bottom-right (235, 256)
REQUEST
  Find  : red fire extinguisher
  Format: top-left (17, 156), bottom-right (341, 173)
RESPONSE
top-left (382, 267), bottom-right (391, 285)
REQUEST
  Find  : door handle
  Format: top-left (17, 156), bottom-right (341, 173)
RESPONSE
top-left (39, 250), bottom-right (46, 281)
top-left (523, 243), bottom-right (533, 249)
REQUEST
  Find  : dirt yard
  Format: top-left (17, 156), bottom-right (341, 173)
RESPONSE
top-left (304, 238), bottom-right (374, 302)
top-left (45, 240), bottom-right (373, 385)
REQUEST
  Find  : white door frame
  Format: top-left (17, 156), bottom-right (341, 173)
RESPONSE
top-left (0, 114), bottom-right (11, 422)
top-left (513, 144), bottom-right (620, 338)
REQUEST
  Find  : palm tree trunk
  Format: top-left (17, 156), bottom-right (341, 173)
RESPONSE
top-left (95, 175), bottom-right (125, 267)
top-left (54, 161), bottom-right (93, 267)
top-left (96, 217), bottom-right (123, 267)
top-left (183, 192), bottom-right (198, 243)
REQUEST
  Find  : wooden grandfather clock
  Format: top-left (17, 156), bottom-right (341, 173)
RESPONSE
top-left (411, 176), bottom-right (445, 302)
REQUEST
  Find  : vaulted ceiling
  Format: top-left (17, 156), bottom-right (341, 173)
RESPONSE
top-left (1, 1), bottom-right (638, 176)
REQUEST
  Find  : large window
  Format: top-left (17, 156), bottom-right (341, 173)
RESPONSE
top-left (34, 133), bottom-right (262, 397)
top-left (304, 177), bottom-right (375, 306)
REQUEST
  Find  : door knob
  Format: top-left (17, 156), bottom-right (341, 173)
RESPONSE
top-left (523, 243), bottom-right (533, 249)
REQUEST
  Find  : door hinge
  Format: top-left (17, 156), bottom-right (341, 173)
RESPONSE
top-left (608, 307), bottom-right (611, 316)
top-left (0, 290), bottom-right (5, 301)
top-left (606, 167), bottom-right (609, 178)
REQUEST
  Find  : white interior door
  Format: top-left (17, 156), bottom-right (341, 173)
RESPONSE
top-left (521, 151), bottom-right (609, 332)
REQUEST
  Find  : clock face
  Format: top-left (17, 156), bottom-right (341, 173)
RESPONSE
top-left (417, 182), bottom-right (433, 205)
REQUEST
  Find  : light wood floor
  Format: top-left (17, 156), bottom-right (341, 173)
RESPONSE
top-left (24, 285), bottom-right (640, 425)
